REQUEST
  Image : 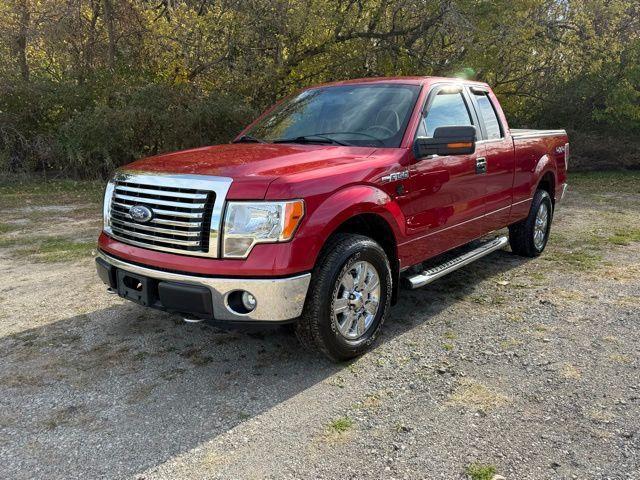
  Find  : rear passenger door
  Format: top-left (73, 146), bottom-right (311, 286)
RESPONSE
top-left (468, 87), bottom-right (515, 231)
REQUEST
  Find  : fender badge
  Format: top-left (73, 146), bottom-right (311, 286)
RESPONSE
top-left (381, 170), bottom-right (409, 183)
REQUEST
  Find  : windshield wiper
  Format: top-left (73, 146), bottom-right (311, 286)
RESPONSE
top-left (232, 135), bottom-right (266, 144)
top-left (317, 131), bottom-right (385, 146)
top-left (273, 135), bottom-right (352, 146)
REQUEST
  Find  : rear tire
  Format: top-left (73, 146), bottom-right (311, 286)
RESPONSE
top-left (509, 189), bottom-right (553, 257)
top-left (295, 234), bottom-right (392, 362)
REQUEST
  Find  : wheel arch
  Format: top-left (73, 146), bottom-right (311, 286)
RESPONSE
top-left (533, 154), bottom-right (557, 204)
top-left (306, 185), bottom-right (404, 305)
top-left (537, 171), bottom-right (556, 206)
top-left (330, 213), bottom-right (400, 305)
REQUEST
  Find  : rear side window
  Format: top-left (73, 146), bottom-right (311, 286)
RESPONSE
top-left (475, 93), bottom-right (502, 140)
top-left (418, 91), bottom-right (473, 137)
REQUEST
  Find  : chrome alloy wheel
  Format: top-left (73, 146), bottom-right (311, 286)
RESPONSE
top-left (534, 202), bottom-right (549, 250)
top-left (332, 261), bottom-right (381, 341)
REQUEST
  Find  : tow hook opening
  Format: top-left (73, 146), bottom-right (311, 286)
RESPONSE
top-left (122, 275), bottom-right (143, 291)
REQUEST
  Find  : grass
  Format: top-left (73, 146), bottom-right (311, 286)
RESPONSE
top-left (328, 375), bottom-right (346, 388)
top-left (544, 250), bottom-right (603, 271)
top-left (609, 353), bottom-right (632, 364)
top-left (41, 405), bottom-right (95, 431)
top-left (465, 463), bottom-right (497, 480)
top-left (468, 291), bottom-right (507, 306)
top-left (9, 237), bottom-right (95, 263)
top-left (327, 417), bottom-right (354, 433)
top-left (0, 177), bottom-right (104, 209)
top-left (561, 364), bottom-right (581, 379)
top-left (0, 223), bottom-right (18, 234)
top-left (500, 338), bottom-right (523, 349)
top-left (448, 379), bottom-right (509, 411)
top-left (572, 222), bottom-right (640, 249)
top-left (179, 347), bottom-right (213, 366)
top-left (359, 393), bottom-right (382, 410)
top-left (544, 205), bottom-right (640, 271)
top-left (608, 228), bottom-right (640, 246)
top-left (570, 171), bottom-right (640, 195)
top-left (0, 178), bottom-right (107, 266)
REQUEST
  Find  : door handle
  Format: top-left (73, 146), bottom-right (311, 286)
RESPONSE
top-left (476, 157), bottom-right (487, 174)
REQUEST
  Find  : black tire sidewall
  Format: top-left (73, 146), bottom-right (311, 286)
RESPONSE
top-left (312, 236), bottom-right (392, 360)
top-left (530, 190), bottom-right (553, 254)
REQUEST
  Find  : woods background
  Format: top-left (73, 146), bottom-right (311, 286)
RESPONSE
top-left (0, 0), bottom-right (638, 178)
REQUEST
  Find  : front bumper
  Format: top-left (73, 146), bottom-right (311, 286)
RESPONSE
top-left (96, 251), bottom-right (311, 322)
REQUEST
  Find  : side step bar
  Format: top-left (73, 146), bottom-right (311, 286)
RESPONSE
top-left (405, 236), bottom-right (509, 289)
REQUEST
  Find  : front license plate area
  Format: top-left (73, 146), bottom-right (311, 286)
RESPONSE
top-left (116, 270), bottom-right (157, 307)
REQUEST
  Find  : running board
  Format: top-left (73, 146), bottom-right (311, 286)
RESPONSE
top-left (405, 236), bottom-right (509, 289)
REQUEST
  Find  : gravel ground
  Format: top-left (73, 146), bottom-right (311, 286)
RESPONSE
top-left (0, 175), bottom-right (639, 479)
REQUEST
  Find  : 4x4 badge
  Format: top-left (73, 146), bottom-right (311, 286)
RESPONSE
top-left (381, 170), bottom-right (409, 183)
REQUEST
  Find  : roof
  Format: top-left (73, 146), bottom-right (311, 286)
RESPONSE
top-left (306, 76), bottom-right (489, 89)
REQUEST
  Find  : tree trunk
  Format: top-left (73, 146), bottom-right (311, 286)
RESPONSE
top-left (16, 0), bottom-right (30, 81)
top-left (103, 0), bottom-right (116, 69)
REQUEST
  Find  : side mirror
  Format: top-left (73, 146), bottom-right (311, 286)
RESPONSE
top-left (414, 126), bottom-right (477, 158)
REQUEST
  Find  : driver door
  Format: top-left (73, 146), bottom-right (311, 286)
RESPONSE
top-left (401, 85), bottom-right (487, 260)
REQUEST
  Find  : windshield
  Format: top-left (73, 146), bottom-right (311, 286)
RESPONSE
top-left (245, 84), bottom-right (421, 147)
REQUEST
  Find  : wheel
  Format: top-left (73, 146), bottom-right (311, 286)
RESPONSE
top-left (509, 189), bottom-right (553, 257)
top-left (295, 233), bottom-right (392, 362)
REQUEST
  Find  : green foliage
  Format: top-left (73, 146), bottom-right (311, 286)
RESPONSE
top-left (608, 229), bottom-right (640, 246)
top-left (465, 463), bottom-right (497, 480)
top-left (0, 80), bottom-right (254, 177)
top-left (57, 84), bottom-right (254, 177)
top-left (0, 222), bottom-right (16, 234)
top-left (0, 0), bottom-right (638, 177)
top-left (327, 417), bottom-right (354, 433)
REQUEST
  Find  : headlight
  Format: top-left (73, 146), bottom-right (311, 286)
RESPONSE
top-left (103, 179), bottom-right (115, 233)
top-left (222, 200), bottom-right (304, 258)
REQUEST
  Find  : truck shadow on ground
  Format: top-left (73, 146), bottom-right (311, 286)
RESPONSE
top-left (0, 250), bottom-right (529, 479)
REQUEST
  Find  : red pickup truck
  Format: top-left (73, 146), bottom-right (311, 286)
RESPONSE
top-left (96, 76), bottom-right (568, 361)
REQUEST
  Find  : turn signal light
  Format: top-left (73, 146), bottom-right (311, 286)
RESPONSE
top-left (282, 200), bottom-right (305, 240)
top-left (447, 142), bottom-right (473, 149)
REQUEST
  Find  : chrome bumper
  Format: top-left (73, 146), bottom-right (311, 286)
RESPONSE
top-left (97, 251), bottom-right (311, 322)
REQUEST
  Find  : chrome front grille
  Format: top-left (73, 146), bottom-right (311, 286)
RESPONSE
top-left (105, 171), bottom-right (232, 258)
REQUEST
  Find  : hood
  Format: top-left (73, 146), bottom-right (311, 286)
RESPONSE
top-left (122, 143), bottom-right (377, 198)
top-left (124, 143), bottom-right (378, 178)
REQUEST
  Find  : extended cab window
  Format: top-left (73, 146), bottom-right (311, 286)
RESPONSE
top-left (417, 90), bottom-right (473, 137)
top-left (474, 92), bottom-right (502, 140)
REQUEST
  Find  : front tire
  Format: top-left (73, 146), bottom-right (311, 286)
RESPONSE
top-left (296, 234), bottom-right (392, 362)
top-left (509, 189), bottom-right (553, 257)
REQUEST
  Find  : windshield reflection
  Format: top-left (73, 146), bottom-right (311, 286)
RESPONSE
top-left (246, 84), bottom-right (421, 147)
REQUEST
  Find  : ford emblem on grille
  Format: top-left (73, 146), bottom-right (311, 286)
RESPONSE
top-left (129, 205), bottom-right (153, 223)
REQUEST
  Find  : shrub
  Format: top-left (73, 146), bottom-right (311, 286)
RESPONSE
top-left (56, 84), bottom-right (255, 178)
top-left (0, 80), bottom-right (255, 178)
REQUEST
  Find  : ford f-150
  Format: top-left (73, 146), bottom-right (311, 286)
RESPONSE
top-left (96, 76), bottom-right (569, 361)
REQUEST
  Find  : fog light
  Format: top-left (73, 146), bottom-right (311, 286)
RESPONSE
top-left (242, 292), bottom-right (257, 311)
top-left (226, 290), bottom-right (257, 315)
